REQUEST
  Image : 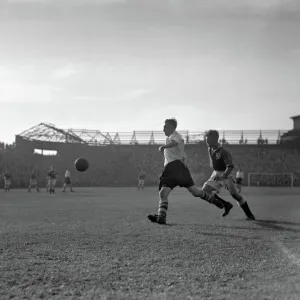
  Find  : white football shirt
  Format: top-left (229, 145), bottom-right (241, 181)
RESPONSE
top-left (236, 171), bottom-right (244, 179)
top-left (65, 170), bottom-right (70, 178)
top-left (164, 131), bottom-right (187, 166)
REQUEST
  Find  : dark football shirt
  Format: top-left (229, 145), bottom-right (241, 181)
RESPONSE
top-left (48, 170), bottom-right (57, 179)
top-left (4, 172), bottom-right (11, 179)
top-left (139, 174), bottom-right (146, 180)
top-left (208, 146), bottom-right (234, 171)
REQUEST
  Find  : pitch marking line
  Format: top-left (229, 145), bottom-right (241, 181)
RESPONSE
top-left (272, 237), bottom-right (300, 268)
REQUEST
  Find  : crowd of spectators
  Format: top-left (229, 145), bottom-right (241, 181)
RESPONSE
top-left (1, 144), bottom-right (300, 188)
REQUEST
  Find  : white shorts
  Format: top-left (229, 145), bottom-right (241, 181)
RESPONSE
top-left (49, 178), bottom-right (57, 187)
top-left (203, 171), bottom-right (235, 193)
top-left (138, 179), bottom-right (145, 186)
top-left (30, 179), bottom-right (37, 186)
top-left (4, 179), bottom-right (11, 186)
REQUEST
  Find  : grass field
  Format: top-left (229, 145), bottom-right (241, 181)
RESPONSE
top-left (1, 187), bottom-right (300, 300)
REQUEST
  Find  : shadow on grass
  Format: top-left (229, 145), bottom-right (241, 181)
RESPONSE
top-left (228, 219), bottom-right (300, 233)
top-left (255, 219), bottom-right (300, 226)
top-left (200, 231), bottom-right (255, 240)
top-left (162, 223), bottom-right (258, 239)
top-left (166, 219), bottom-right (300, 234)
top-left (253, 219), bottom-right (300, 233)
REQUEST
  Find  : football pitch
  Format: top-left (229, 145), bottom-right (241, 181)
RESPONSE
top-left (1, 187), bottom-right (300, 300)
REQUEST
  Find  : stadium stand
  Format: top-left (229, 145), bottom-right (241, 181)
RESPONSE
top-left (0, 120), bottom-right (300, 188)
top-left (1, 141), bottom-right (300, 188)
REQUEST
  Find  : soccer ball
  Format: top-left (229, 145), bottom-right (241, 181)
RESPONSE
top-left (74, 157), bottom-right (89, 172)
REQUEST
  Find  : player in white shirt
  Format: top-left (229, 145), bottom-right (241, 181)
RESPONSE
top-left (236, 166), bottom-right (244, 193)
top-left (63, 169), bottom-right (74, 192)
top-left (148, 118), bottom-right (230, 225)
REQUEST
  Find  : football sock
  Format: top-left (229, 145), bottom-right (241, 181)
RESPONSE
top-left (240, 201), bottom-right (254, 217)
top-left (210, 196), bottom-right (224, 209)
top-left (199, 190), bottom-right (211, 201)
top-left (214, 193), bottom-right (230, 206)
top-left (158, 199), bottom-right (168, 220)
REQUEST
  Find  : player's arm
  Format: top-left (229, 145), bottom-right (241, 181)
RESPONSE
top-left (220, 149), bottom-right (234, 179)
top-left (159, 138), bottom-right (178, 152)
top-left (208, 148), bottom-right (213, 169)
top-left (162, 140), bottom-right (178, 149)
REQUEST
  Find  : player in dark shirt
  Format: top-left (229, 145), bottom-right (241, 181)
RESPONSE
top-left (28, 170), bottom-right (40, 192)
top-left (203, 130), bottom-right (255, 220)
top-left (4, 170), bottom-right (12, 192)
top-left (63, 169), bottom-right (74, 192)
top-left (47, 167), bottom-right (57, 194)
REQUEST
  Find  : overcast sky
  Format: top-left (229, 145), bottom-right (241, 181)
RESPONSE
top-left (0, 0), bottom-right (299, 143)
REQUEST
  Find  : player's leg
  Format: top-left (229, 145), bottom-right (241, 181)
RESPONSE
top-left (28, 182), bottom-right (32, 192)
top-left (197, 171), bottom-right (233, 216)
top-left (63, 182), bottom-right (66, 192)
top-left (64, 177), bottom-right (70, 192)
top-left (32, 180), bottom-right (39, 192)
top-left (187, 185), bottom-right (222, 208)
top-left (236, 178), bottom-right (242, 193)
top-left (174, 162), bottom-right (230, 214)
top-left (137, 179), bottom-right (140, 190)
top-left (174, 163), bottom-right (224, 210)
top-left (52, 179), bottom-right (56, 193)
top-left (148, 163), bottom-right (177, 224)
top-left (138, 179), bottom-right (143, 190)
top-left (66, 177), bottom-right (73, 192)
top-left (227, 178), bottom-right (255, 220)
top-left (7, 180), bottom-right (11, 192)
top-left (201, 184), bottom-right (233, 217)
top-left (49, 179), bottom-right (53, 194)
top-left (141, 179), bottom-right (144, 190)
top-left (46, 179), bottom-right (49, 193)
top-left (148, 186), bottom-right (172, 224)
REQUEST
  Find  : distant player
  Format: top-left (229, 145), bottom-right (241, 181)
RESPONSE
top-left (28, 170), bottom-right (40, 192)
top-left (148, 118), bottom-right (231, 225)
top-left (46, 174), bottom-right (49, 192)
top-left (63, 169), bottom-right (74, 192)
top-left (47, 167), bottom-right (57, 194)
top-left (236, 166), bottom-right (244, 193)
top-left (202, 130), bottom-right (255, 220)
top-left (138, 170), bottom-right (146, 190)
top-left (4, 170), bottom-right (12, 192)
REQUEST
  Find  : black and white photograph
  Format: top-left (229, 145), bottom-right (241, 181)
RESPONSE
top-left (1, 0), bottom-right (300, 299)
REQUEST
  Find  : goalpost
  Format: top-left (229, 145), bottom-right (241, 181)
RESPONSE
top-left (247, 173), bottom-right (294, 188)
